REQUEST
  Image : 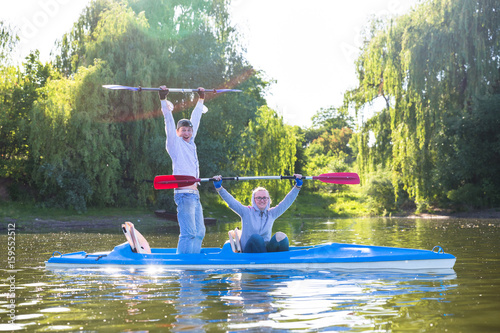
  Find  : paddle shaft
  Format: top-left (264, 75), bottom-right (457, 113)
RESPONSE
top-left (157, 176), bottom-right (310, 184)
top-left (201, 176), bottom-right (305, 182)
top-left (134, 88), bottom-right (216, 92)
top-left (102, 85), bottom-right (241, 93)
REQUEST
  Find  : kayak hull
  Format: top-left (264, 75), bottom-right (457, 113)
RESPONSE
top-left (46, 242), bottom-right (456, 271)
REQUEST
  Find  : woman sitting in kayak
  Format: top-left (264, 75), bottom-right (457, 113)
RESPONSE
top-left (212, 175), bottom-right (303, 253)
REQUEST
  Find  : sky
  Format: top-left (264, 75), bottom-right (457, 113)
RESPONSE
top-left (2, 0), bottom-right (422, 127)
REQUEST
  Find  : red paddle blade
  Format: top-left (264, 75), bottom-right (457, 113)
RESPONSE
top-left (154, 175), bottom-right (198, 189)
top-left (314, 172), bottom-right (360, 185)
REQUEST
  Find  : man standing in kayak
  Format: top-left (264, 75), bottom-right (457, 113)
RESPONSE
top-left (159, 86), bottom-right (206, 254)
top-left (212, 175), bottom-right (303, 253)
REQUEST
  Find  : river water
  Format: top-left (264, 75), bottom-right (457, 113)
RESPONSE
top-left (1, 217), bottom-right (499, 332)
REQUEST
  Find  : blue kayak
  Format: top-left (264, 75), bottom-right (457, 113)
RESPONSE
top-left (45, 241), bottom-right (456, 271)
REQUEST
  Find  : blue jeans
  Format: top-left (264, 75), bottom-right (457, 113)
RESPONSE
top-left (174, 192), bottom-right (205, 254)
top-left (243, 233), bottom-right (289, 253)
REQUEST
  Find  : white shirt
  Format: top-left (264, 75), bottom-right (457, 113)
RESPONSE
top-left (161, 99), bottom-right (204, 178)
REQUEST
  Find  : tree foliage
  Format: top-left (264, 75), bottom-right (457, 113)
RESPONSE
top-left (0, 52), bottom-right (55, 183)
top-left (302, 105), bottom-right (356, 192)
top-left (229, 106), bottom-right (298, 204)
top-left (2, 0), bottom-right (267, 211)
top-left (215, 106), bottom-right (297, 204)
top-left (345, 0), bottom-right (500, 209)
top-left (0, 21), bottom-right (18, 64)
top-left (0, 22), bottom-right (21, 180)
top-left (311, 106), bottom-right (353, 131)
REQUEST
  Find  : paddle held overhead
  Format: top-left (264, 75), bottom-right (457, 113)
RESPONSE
top-left (153, 173), bottom-right (360, 190)
top-left (102, 85), bottom-right (242, 93)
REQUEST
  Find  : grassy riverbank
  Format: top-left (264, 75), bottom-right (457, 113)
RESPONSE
top-left (1, 189), bottom-right (370, 231)
top-left (2, 187), bottom-right (499, 232)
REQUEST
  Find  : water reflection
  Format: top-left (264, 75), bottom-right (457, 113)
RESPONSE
top-left (28, 267), bottom-right (456, 332)
top-left (224, 270), bottom-right (457, 331)
top-left (2, 217), bottom-right (500, 332)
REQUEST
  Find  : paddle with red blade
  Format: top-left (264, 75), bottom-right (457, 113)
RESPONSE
top-left (153, 173), bottom-right (360, 190)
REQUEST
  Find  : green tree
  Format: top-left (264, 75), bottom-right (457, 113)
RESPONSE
top-left (345, 0), bottom-right (500, 210)
top-left (305, 106), bottom-right (353, 144)
top-left (0, 21), bottom-right (20, 182)
top-left (442, 94), bottom-right (500, 208)
top-left (0, 51), bottom-right (55, 184)
top-left (28, 61), bottom-right (123, 211)
top-left (0, 21), bottom-right (18, 63)
top-left (29, 0), bottom-right (266, 210)
top-left (230, 106), bottom-right (298, 203)
top-left (302, 105), bottom-right (356, 192)
top-left (313, 127), bottom-right (353, 157)
top-left (311, 106), bottom-right (353, 131)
